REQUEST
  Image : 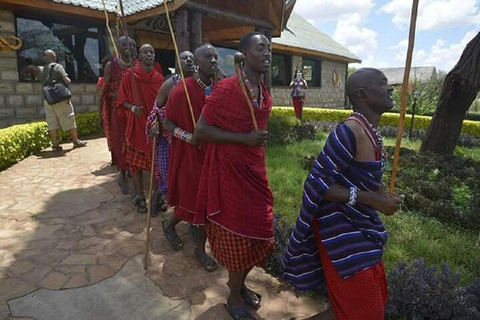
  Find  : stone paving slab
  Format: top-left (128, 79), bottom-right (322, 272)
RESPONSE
top-left (9, 255), bottom-right (190, 320)
top-left (0, 138), bottom-right (325, 319)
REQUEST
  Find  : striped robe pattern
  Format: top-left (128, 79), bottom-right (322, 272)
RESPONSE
top-left (283, 121), bottom-right (387, 291)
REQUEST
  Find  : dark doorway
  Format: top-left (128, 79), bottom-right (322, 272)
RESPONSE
top-left (155, 49), bottom-right (175, 77)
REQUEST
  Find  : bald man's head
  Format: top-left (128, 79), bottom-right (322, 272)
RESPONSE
top-left (346, 68), bottom-right (394, 114)
top-left (44, 50), bottom-right (57, 63)
top-left (194, 44), bottom-right (218, 78)
top-left (178, 50), bottom-right (195, 75)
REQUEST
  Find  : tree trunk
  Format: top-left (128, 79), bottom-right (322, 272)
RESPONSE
top-left (421, 32), bottom-right (480, 154)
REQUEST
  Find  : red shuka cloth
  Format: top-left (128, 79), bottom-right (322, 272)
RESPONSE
top-left (166, 77), bottom-right (206, 223)
top-left (117, 64), bottom-right (164, 155)
top-left (103, 59), bottom-right (129, 171)
top-left (195, 76), bottom-right (274, 240)
top-left (313, 219), bottom-right (388, 319)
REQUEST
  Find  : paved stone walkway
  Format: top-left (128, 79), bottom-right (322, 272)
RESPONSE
top-left (0, 138), bottom-right (325, 320)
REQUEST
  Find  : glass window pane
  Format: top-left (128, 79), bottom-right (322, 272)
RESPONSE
top-left (272, 54), bottom-right (286, 86)
top-left (16, 17), bottom-right (100, 83)
top-left (216, 47), bottom-right (237, 78)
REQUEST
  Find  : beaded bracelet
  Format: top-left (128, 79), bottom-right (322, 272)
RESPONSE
top-left (347, 186), bottom-right (358, 206)
top-left (173, 127), bottom-right (193, 144)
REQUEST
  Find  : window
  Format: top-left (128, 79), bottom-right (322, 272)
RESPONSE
top-left (272, 54), bottom-right (291, 86)
top-left (302, 59), bottom-right (322, 87)
top-left (16, 16), bottom-right (104, 83)
top-left (215, 47), bottom-right (237, 78)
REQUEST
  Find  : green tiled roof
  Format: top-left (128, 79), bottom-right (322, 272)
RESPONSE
top-left (51, 0), bottom-right (171, 15)
top-left (273, 12), bottom-right (360, 63)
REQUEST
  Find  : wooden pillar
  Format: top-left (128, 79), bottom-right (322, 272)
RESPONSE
top-left (175, 8), bottom-right (189, 52)
top-left (256, 27), bottom-right (273, 92)
top-left (189, 11), bottom-right (202, 51)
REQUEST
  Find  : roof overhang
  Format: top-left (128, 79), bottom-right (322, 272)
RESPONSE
top-left (273, 43), bottom-right (361, 64)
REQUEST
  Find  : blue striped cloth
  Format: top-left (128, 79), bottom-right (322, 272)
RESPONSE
top-left (283, 121), bottom-right (387, 291)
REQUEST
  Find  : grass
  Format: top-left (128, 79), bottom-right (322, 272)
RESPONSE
top-left (266, 133), bottom-right (480, 285)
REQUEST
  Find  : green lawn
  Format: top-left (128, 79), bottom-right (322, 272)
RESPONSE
top-left (266, 133), bottom-right (480, 285)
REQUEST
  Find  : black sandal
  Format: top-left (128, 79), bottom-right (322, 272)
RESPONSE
top-left (240, 287), bottom-right (262, 309)
top-left (227, 283), bottom-right (262, 309)
top-left (52, 145), bottom-right (63, 152)
top-left (195, 250), bottom-right (217, 272)
top-left (162, 220), bottom-right (183, 251)
top-left (117, 177), bottom-right (131, 195)
top-left (224, 301), bottom-right (256, 320)
top-left (132, 195), bottom-right (147, 214)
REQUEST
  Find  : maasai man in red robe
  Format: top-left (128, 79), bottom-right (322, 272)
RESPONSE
top-left (162, 44), bottom-right (218, 272)
top-left (146, 50), bottom-right (195, 215)
top-left (117, 44), bottom-right (164, 213)
top-left (103, 37), bottom-right (137, 194)
top-left (194, 33), bottom-right (274, 320)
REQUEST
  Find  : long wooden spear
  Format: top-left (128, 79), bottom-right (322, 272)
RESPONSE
top-left (116, 0), bottom-right (156, 271)
top-left (234, 52), bottom-right (258, 130)
top-left (389, 0), bottom-right (420, 194)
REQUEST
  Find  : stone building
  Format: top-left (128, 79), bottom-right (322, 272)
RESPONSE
top-left (0, 0), bottom-right (358, 128)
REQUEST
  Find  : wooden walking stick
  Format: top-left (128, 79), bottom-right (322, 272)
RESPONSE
top-left (234, 52), bottom-right (258, 130)
top-left (144, 133), bottom-right (157, 270)
top-left (389, 0), bottom-right (420, 194)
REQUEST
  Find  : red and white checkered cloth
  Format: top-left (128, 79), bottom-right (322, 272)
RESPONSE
top-left (206, 221), bottom-right (275, 272)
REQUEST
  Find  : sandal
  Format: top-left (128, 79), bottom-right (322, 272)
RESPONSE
top-left (73, 140), bottom-right (87, 148)
top-left (132, 195), bottom-right (147, 214)
top-left (240, 287), bottom-right (262, 309)
top-left (162, 220), bottom-right (183, 251)
top-left (224, 301), bottom-right (256, 320)
top-left (195, 250), bottom-right (217, 272)
top-left (227, 283), bottom-right (262, 309)
top-left (117, 176), bottom-right (131, 195)
top-left (52, 145), bottom-right (63, 152)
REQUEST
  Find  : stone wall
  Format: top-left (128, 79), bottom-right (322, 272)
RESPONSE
top-left (0, 9), bottom-right (99, 129)
top-left (271, 59), bottom-right (347, 109)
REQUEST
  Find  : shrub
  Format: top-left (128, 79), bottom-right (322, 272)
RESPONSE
top-left (386, 258), bottom-right (480, 320)
top-left (267, 114), bottom-right (316, 145)
top-left (272, 107), bottom-right (480, 139)
top-left (385, 146), bottom-right (480, 230)
top-left (0, 112), bottom-right (102, 171)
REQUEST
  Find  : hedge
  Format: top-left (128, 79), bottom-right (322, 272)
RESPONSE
top-left (3, 107), bottom-right (480, 171)
top-left (272, 107), bottom-right (480, 139)
top-left (0, 112), bottom-right (102, 171)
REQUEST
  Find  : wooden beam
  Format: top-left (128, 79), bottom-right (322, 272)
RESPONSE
top-left (183, 1), bottom-right (275, 30)
top-left (175, 8), bottom-right (189, 52)
top-left (272, 43), bottom-right (361, 64)
top-left (189, 11), bottom-right (202, 51)
top-left (0, 0), bottom-right (115, 21)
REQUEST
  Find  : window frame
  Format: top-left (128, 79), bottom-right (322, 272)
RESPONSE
top-left (15, 12), bottom-right (107, 84)
top-left (302, 57), bottom-right (322, 87)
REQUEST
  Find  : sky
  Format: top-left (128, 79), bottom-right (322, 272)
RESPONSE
top-left (293, 0), bottom-right (480, 72)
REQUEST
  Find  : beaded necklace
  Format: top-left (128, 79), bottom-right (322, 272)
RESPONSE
top-left (241, 68), bottom-right (263, 108)
top-left (118, 57), bottom-right (132, 68)
top-left (194, 72), bottom-right (212, 90)
top-left (352, 112), bottom-right (387, 167)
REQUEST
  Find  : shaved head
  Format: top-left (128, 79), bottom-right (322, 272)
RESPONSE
top-left (44, 50), bottom-right (56, 63)
top-left (194, 44), bottom-right (214, 57)
top-left (239, 32), bottom-right (264, 52)
top-left (139, 44), bottom-right (154, 52)
top-left (194, 43), bottom-right (218, 78)
top-left (346, 68), bottom-right (394, 113)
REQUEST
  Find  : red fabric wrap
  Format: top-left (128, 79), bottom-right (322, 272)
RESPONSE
top-left (313, 219), bottom-right (388, 319)
top-left (97, 77), bottom-right (111, 150)
top-left (292, 96), bottom-right (305, 118)
top-left (206, 221), bottom-right (275, 272)
top-left (166, 77), bottom-right (206, 223)
top-left (126, 142), bottom-right (152, 175)
top-left (117, 64), bottom-right (164, 155)
top-left (195, 76), bottom-right (274, 240)
top-left (103, 59), bottom-right (129, 171)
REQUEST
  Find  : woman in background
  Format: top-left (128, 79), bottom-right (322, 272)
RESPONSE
top-left (290, 68), bottom-right (308, 121)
